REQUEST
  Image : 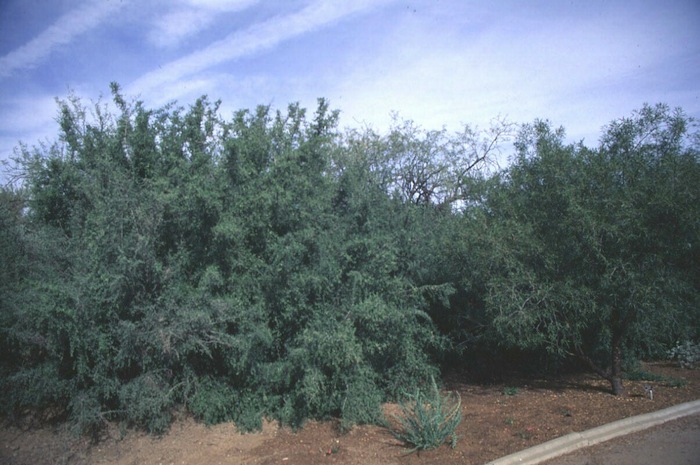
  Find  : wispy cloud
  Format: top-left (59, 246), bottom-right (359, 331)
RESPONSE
top-left (0, 1), bottom-right (127, 79)
top-left (129, 0), bottom-right (395, 98)
top-left (148, 0), bottom-right (260, 49)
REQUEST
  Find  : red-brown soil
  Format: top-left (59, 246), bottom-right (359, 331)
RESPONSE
top-left (2, 362), bottom-right (698, 465)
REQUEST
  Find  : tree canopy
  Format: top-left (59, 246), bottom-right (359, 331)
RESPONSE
top-left (478, 105), bottom-right (700, 394)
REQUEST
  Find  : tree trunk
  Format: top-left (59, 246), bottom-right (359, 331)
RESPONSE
top-left (610, 375), bottom-right (625, 396)
top-left (609, 337), bottom-right (625, 396)
top-left (574, 344), bottom-right (626, 396)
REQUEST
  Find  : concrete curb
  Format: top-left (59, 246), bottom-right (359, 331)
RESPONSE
top-left (485, 399), bottom-right (700, 465)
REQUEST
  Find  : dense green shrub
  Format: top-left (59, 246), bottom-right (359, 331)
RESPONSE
top-left (1, 85), bottom-right (697, 437)
top-left (0, 85), bottom-right (448, 436)
top-left (119, 372), bottom-right (174, 434)
top-left (668, 341), bottom-right (700, 369)
top-left (187, 377), bottom-right (265, 432)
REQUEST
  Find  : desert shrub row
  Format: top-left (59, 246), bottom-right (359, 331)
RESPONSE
top-left (1, 85), bottom-right (698, 436)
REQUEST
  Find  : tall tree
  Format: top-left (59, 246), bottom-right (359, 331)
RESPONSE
top-left (481, 105), bottom-right (700, 394)
top-left (356, 116), bottom-right (513, 207)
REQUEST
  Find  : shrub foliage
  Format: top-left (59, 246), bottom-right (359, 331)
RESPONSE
top-left (0, 85), bottom-right (450, 434)
top-left (1, 84), bottom-right (698, 436)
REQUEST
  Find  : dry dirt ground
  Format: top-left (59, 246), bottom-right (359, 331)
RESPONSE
top-left (1, 362), bottom-right (699, 465)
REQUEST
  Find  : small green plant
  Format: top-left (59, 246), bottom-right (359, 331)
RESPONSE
top-left (665, 378), bottom-right (688, 388)
top-left (668, 341), bottom-right (700, 369)
top-left (624, 370), bottom-right (666, 382)
top-left (624, 370), bottom-right (687, 388)
top-left (515, 427), bottom-right (534, 440)
top-left (390, 377), bottom-right (462, 453)
top-left (502, 386), bottom-right (519, 396)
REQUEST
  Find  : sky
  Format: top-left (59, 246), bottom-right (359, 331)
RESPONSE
top-left (1, 0), bottom-right (699, 179)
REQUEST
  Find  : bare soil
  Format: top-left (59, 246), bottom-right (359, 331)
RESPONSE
top-left (2, 362), bottom-right (699, 465)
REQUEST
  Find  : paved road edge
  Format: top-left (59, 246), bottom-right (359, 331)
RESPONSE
top-left (485, 399), bottom-right (700, 465)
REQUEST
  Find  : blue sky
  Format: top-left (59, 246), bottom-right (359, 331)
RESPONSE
top-left (1, 0), bottom-right (699, 176)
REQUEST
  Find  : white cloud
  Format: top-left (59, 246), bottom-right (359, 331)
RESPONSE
top-left (149, 9), bottom-right (213, 48)
top-left (146, 74), bottom-right (229, 106)
top-left (130, 0), bottom-right (396, 97)
top-left (187, 0), bottom-right (260, 11)
top-left (0, 0), bottom-right (127, 78)
top-left (148, 0), bottom-right (260, 48)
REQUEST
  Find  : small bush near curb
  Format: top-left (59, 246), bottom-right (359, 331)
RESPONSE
top-left (668, 341), bottom-right (700, 369)
top-left (390, 377), bottom-right (462, 453)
